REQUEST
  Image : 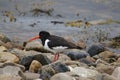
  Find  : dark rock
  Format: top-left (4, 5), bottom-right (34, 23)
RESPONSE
top-left (87, 44), bottom-right (106, 56)
top-left (51, 21), bottom-right (64, 25)
top-left (38, 61), bottom-right (69, 80)
top-left (33, 54), bottom-right (51, 65)
top-left (19, 55), bottom-right (33, 70)
top-left (65, 49), bottom-right (89, 60)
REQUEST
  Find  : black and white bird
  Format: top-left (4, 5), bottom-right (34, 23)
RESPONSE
top-left (25, 31), bottom-right (82, 62)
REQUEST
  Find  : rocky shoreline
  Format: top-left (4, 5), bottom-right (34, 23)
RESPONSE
top-left (0, 32), bottom-right (120, 80)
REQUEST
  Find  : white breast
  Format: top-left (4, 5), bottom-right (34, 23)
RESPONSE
top-left (44, 39), bottom-right (54, 53)
top-left (44, 39), bottom-right (68, 53)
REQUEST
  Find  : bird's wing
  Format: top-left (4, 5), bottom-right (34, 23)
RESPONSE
top-left (48, 35), bottom-right (78, 49)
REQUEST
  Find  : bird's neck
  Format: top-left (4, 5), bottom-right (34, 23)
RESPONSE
top-left (41, 38), bottom-right (46, 45)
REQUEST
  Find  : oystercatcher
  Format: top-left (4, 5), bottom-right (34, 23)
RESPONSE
top-left (24, 31), bottom-right (82, 62)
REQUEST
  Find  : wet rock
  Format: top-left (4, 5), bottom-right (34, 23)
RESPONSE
top-left (50, 73), bottom-right (73, 80)
top-left (112, 67), bottom-right (120, 79)
top-left (24, 72), bottom-right (40, 80)
top-left (98, 51), bottom-right (118, 63)
top-left (0, 46), bottom-right (7, 52)
top-left (63, 49), bottom-right (89, 60)
top-left (96, 63), bottom-right (115, 75)
top-left (0, 62), bottom-right (25, 80)
top-left (71, 67), bottom-right (99, 78)
top-left (29, 60), bottom-right (42, 73)
top-left (87, 44), bottom-right (106, 56)
top-left (0, 32), bottom-right (11, 43)
top-left (39, 61), bottom-right (69, 80)
top-left (25, 41), bottom-right (50, 52)
top-left (0, 52), bottom-right (19, 63)
top-left (33, 54), bottom-right (51, 65)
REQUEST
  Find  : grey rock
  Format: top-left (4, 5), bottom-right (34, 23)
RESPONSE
top-left (50, 73), bottom-right (73, 80)
top-left (25, 41), bottom-right (50, 52)
top-left (63, 49), bottom-right (89, 60)
top-left (87, 44), bottom-right (106, 56)
top-left (11, 48), bottom-right (40, 58)
top-left (39, 61), bottom-right (69, 80)
top-left (101, 73), bottom-right (118, 80)
top-left (71, 67), bottom-right (99, 78)
top-left (24, 72), bottom-right (40, 80)
top-left (33, 54), bottom-right (51, 65)
top-left (112, 67), bottom-right (120, 79)
top-left (0, 62), bottom-right (26, 80)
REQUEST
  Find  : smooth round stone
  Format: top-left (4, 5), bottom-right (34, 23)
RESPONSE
top-left (87, 44), bottom-right (106, 56)
top-left (50, 73), bottom-right (73, 80)
top-left (64, 49), bottom-right (89, 60)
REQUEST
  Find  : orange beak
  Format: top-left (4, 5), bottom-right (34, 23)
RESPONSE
top-left (28, 36), bottom-right (40, 42)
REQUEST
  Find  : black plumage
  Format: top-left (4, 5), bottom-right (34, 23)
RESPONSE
top-left (39, 31), bottom-right (82, 50)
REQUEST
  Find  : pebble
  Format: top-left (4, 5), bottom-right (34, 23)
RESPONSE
top-left (29, 60), bottom-right (42, 73)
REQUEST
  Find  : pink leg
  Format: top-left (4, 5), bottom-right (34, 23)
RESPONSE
top-left (53, 53), bottom-right (60, 62)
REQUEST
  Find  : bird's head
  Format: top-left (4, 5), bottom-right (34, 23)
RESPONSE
top-left (23, 31), bottom-right (50, 47)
